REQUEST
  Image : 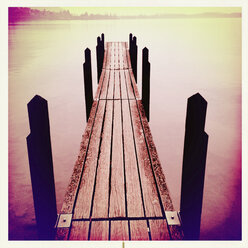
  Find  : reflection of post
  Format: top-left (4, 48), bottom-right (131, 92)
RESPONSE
top-left (83, 48), bottom-right (93, 121)
top-left (142, 47), bottom-right (150, 121)
top-left (26, 95), bottom-right (57, 240)
top-left (180, 93), bottom-right (208, 240)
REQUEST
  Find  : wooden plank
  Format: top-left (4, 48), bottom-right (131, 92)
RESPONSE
top-left (90, 221), bottom-right (109, 240)
top-left (109, 100), bottom-right (126, 217)
top-left (149, 219), bottom-right (170, 240)
top-left (102, 47), bottom-right (107, 69)
top-left (124, 69), bottom-right (135, 99)
top-left (110, 221), bottom-right (129, 240)
top-left (128, 69), bottom-right (140, 99)
top-left (99, 69), bottom-right (110, 99)
top-left (107, 70), bottom-right (115, 99)
top-left (168, 225), bottom-right (184, 240)
top-left (94, 69), bottom-right (106, 100)
top-left (73, 100), bottom-right (106, 219)
top-left (119, 42), bottom-right (123, 70)
top-left (91, 100), bottom-right (113, 218)
top-left (136, 100), bottom-right (174, 212)
top-left (126, 44), bottom-right (132, 69)
top-left (55, 228), bottom-right (69, 240)
top-left (120, 70), bottom-right (128, 99)
top-left (69, 221), bottom-right (89, 240)
top-left (122, 100), bottom-right (144, 217)
top-left (60, 100), bottom-right (98, 214)
top-left (130, 220), bottom-right (149, 240)
top-left (130, 100), bottom-right (162, 217)
top-left (115, 42), bottom-right (119, 70)
top-left (106, 42), bottom-right (112, 70)
top-left (122, 42), bottom-right (128, 69)
top-left (111, 43), bottom-right (115, 70)
top-left (114, 70), bottom-right (120, 99)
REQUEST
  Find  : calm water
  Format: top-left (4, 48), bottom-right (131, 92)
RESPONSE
top-left (8, 18), bottom-right (241, 240)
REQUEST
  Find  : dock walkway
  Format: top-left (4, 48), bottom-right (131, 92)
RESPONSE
top-left (55, 42), bottom-right (183, 240)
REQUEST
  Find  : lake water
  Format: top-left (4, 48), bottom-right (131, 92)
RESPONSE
top-left (8, 18), bottom-right (241, 240)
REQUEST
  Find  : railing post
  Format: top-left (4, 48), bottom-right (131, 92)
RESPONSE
top-left (83, 48), bottom-right (93, 121)
top-left (26, 95), bottom-right (57, 240)
top-left (180, 93), bottom-right (208, 240)
top-left (96, 34), bottom-right (105, 83)
top-left (142, 47), bottom-right (150, 121)
top-left (132, 36), bottom-right (138, 82)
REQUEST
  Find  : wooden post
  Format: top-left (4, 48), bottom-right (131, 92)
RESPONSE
top-left (180, 93), bottom-right (208, 240)
top-left (83, 48), bottom-right (93, 121)
top-left (142, 47), bottom-right (150, 122)
top-left (132, 36), bottom-right (137, 82)
top-left (129, 33), bottom-right (133, 52)
top-left (26, 95), bottom-right (57, 240)
top-left (96, 34), bottom-right (105, 83)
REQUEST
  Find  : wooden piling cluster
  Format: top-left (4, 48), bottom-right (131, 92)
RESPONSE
top-left (27, 34), bottom-right (208, 241)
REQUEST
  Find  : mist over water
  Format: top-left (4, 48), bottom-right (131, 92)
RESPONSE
top-left (8, 18), bottom-right (241, 240)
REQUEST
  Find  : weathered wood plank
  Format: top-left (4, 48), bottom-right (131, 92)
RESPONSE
top-left (90, 221), bottom-right (109, 240)
top-left (119, 42), bottom-right (123, 70)
top-left (91, 100), bottom-right (113, 218)
top-left (128, 69), bottom-right (140, 99)
top-left (130, 100), bottom-right (162, 217)
top-left (124, 69), bottom-right (135, 99)
top-left (102, 47), bottom-right (107, 69)
top-left (122, 100), bottom-right (144, 217)
top-left (111, 43), bottom-right (115, 70)
top-left (73, 100), bottom-right (106, 219)
top-left (69, 221), bottom-right (89, 240)
top-left (114, 70), bottom-right (120, 99)
top-left (94, 69), bottom-right (106, 100)
top-left (99, 69), bottom-right (110, 99)
top-left (130, 220), bottom-right (149, 240)
top-left (168, 225), bottom-right (184, 240)
top-left (149, 219), bottom-right (170, 240)
top-left (60, 100), bottom-right (98, 214)
top-left (109, 100), bottom-right (126, 218)
top-left (115, 42), bottom-right (119, 70)
top-left (55, 228), bottom-right (69, 240)
top-left (107, 70), bottom-right (115, 99)
top-left (137, 100), bottom-right (174, 212)
top-left (120, 70), bottom-right (128, 99)
top-left (126, 43), bottom-right (132, 69)
top-left (110, 221), bottom-right (129, 240)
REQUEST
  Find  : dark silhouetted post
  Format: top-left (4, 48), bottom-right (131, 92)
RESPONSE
top-left (96, 34), bottom-right (105, 82)
top-left (26, 95), bottom-right (57, 240)
top-left (83, 48), bottom-right (93, 121)
top-left (142, 47), bottom-right (150, 121)
top-left (180, 93), bottom-right (208, 240)
top-left (129, 33), bottom-right (133, 52)
top-left (132, 36), bottom-right (137, 82)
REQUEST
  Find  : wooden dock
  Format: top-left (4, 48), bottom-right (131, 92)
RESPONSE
top-left (55, 41), bottom-right (183, 240)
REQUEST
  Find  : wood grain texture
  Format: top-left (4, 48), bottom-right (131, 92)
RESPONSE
top-left (130, 100), bottom-right (162, 217)
top-left (99, 69), bottom-right (110, 99)
top-left (114, 70), bottom-right (120, 99)
top-left (128, 69), bottom-right (140, 99)
top-left (149, 219), bottom-right (170, 240)
top-left (122, 100), bottom-right (144, 218)
top-left (94, 69), bottom-right (106, 100)
top-left (124, 69), bottom-right (135, 99)
top-left (60, 100), bottom-right (98, 214)
top-left (73, 100), bottom-right (106, 219)
top-left (91, 100), bottom-right (113, 218)
top-left (168, 225), bottom-right (184, 240)
top-left (69, 221), bottom-right (89, 240)
top-left (90, 221), bottom-right (109, 240)
top-left (120, 70), bottom-right (128, 99)
top-left (130, 220), bottom-right (149, 240)
top-left (137, 100), bottom-right (174, 212)
top-left (55, 228), bottom-right (69, 240)
top-left (107, 70), bottom-right (115, 99)
top-left (109, 100), bottom-right (126, 218)
top-left (110, 221), bottom-right (129, 240)
top-left (126, 44), bottom-right (132, 69)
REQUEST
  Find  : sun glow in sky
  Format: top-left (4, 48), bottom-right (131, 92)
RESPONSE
top-left (35, 7), bottom-right (241, 16)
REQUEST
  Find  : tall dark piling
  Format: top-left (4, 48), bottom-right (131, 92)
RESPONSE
top-left (129, 34), bottom-right (137, 82)
top-left (83, 48), bottom-right (93, 121)
top-left (142, 47), bottom-right (150, 121)
top-left (26, 95), bottom-right (57, 240)
top-left (96, 34), bottom-right (105, 82)
top-left (180, 93), bottom-right (208, 240)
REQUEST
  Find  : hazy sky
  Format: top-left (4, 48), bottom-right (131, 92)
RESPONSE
top-left (34, 7), bottom-right (241, 16)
